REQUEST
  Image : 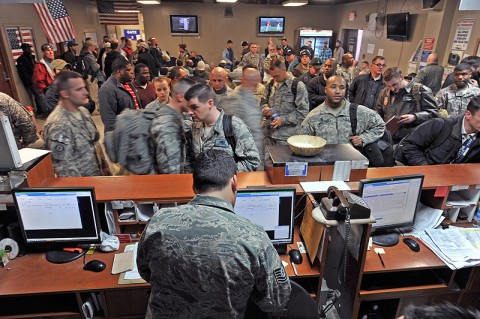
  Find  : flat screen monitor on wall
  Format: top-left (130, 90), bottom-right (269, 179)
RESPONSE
top-left (387, 12), bottom-right (410, 40)
top-left (170, 15), bottom-right (199, 36)
top-left (258, 16), bottom-right (285, 36)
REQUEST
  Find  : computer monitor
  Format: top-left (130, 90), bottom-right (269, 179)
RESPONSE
top-left (234, 187), bottom-right (295, 254)
top-left (358, 174), bottom-right (424, 247)
top-left (12, 187), bottom-right (102, 264)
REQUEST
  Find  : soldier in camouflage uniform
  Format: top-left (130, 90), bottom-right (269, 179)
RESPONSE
top-left (222, 66), bottom-right (266, 170)
top-left (241, 43), bottom-right (262, 73)
top-left (336, 53), bottom-right (359, 93)
top-left (44, 72), bottom-right (110, 177)
top-left (436, 63), bottom-right (480, 118)
top-left (137, 149), bottom-right (291, 318)
top-left (301, 76), bottom-right (385, 145)
top-left (209, 67), bottom-right (233, 107)
top-left (185, 83), bottom-right (260, 172)
top-left (262, 58), bottom-right (309, 145)
top-left (0, 92), bottom-right (41, 149)
top-left (148, 78), bottom-right (195, 174)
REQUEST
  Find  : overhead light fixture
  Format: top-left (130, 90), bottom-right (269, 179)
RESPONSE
top-left (116, 9), bottom-right (140, 13)
top-left (282, 0), bottom-right (308, 6)
top-left (137, 0), bottom-right (160, 4)
top-left (216, 0), bottom-right (238, 3)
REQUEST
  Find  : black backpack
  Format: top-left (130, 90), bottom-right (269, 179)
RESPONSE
top-left (263, 77), bottom-right (300, 105)
top-left (394, 118), bottom-right (455, 165)
top-left (349, 103), bottom-right (395, 167)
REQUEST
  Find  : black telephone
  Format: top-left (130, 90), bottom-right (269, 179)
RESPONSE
top-left (320, 186), bottom-right (371, 221)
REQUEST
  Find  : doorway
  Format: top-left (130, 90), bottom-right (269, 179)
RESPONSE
top-left (0, 31), bottom-right (18, 99)
top-left (342, 29), bottom-right (364, 62)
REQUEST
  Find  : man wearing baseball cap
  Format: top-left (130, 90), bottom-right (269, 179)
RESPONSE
top-left (292, 49), bottom-right (311, 78)
top-left (32, 43), bottom-right (55, 115)
top-left (62, 41), bottom-right (78, 65)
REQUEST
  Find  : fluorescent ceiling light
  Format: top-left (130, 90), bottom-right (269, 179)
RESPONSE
top-left (216, 0), bottom-right (238, 2)
top-left (116, 10), bottom-right (140, 13)
top-left (137, 0), bottom-right (160, 4)
top-left (282, 0), bottom-right (308, 6)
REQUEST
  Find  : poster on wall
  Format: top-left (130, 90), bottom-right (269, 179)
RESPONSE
top-left (451, 18), bottom-right (475, 51)
top-left (423, 38), bottom-right (435, 51)
top-left (419, 50), bottom-right (432, 69)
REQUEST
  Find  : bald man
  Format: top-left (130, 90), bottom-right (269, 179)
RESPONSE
top-left (415, 53), bottom-right (444, 95)
top-left (209, 66), bottom-right (232, 107)
top-left (222, 66), bottom-right (266, 169)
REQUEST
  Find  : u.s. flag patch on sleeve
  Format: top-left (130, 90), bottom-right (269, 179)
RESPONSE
top-left (273, 267), bottom-right (288, 284)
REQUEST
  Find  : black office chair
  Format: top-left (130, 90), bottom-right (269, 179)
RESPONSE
top-left (245, 281), bottom-right (319, 319)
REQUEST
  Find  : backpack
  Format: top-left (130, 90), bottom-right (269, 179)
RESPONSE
top-left (222, 114), bottom-right (238, 161)
top-left (349, 103), bottom-right (395, 167)
top-left (394, 118), bottom-right (455, 165)
top-left (104, 109), bottom-right (159, 175)
top-left (264, 77), bottom-right (300, 105)
top-left (73, 54), bottom-right (88, 79)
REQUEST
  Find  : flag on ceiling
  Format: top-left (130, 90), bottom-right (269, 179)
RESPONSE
top-left (33, 0), bottom-right (76, 44)
top-left (7, 27), bottom-right (36, 65)
top-left (96, 0), bottom-right (139, 25)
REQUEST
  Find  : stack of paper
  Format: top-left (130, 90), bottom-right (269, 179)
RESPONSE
top-left (420, 228), bottom-right (480, 269)
top-left (404, 204), bottom-right (444, 238)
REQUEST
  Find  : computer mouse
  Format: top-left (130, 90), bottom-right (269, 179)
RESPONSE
top-left (403, 238), bottom-right (420, 252)
top-left (289, 249), bottom-right (303, 264)
top-left (83, 260), bottom-right (106, 272)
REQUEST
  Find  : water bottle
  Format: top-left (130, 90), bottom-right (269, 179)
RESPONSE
top-left (473, 209), bottom-right (480, 228)
top-left (269, 107), bottom-right (279, 128)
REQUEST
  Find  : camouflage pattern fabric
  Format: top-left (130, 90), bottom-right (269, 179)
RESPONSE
top-left (149, 104), bottom-right (186, 174)
top-left (435, 83), bottom-right (480, 117)
top-left (262, 73), bottom-right (309, 145)
top-left (0, 92), bottom-right (38, 148)
top-left (301, 99), bottom-right (385, 145)
top-left (186, 110), bottom-right (260, 172)
top-left (137, 194), bottom-right (291, 319)
top-left (213, 85), bottom-right (233, 108)
top-left (336, 66), bottom-right (359, 88)
top-left (44, 105), bottom-right (102, 177)
top-left (241, 52), bottom-right (262, 72)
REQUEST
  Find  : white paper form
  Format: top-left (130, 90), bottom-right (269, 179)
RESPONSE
top-left (404, 204), bottom-right (445, 237)
top-left (425, 229), bottom-right (480, 262)
top-left (457, 228), bottom-right (480, 248)
top-left (123, 242), bottom-right (142, 280)
top-left (445, 192), bottom-right (475, 206)
top-left (18, 148), bottom-right (50, 164)
top-left (300, 181), bottom-right (351, 193)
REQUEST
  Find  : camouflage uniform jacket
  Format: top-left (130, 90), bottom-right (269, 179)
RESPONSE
top-left (262, 73), bottom-right (309, 144)
top-left (301, 99), bottom-right (385, 145)
top-left (149, 103), bottom-right (186, 174)
top-left (241, 52), bottom-right (262, 71)
top-left (435, 83), bottom-right (480, 117)
top-left (213, 85), bottom-right (233, 108)
top-left (137, 194), bottom-right (291, 319)
top-left (44, 104), bottom-right (102, 177)
top-left (186, 110), bottom-right (260, 172)
top-left (336, 66), bottom-right (359, 88)
top-left (0, 92), bottom-right (38, 148)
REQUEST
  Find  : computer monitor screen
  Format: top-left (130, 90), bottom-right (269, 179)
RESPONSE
top-left (12, 187), bottom-right (102, 248)
top-left (234, 188), bottom-right (295, 251)
top-left (358, 175), bottom-right (424, 246)
top-left (258, 16), bottom-right (285, 36)
top-left (170, 15), bottom-right (199, 35)
top-left (387, 12), bottom-right (410, 40)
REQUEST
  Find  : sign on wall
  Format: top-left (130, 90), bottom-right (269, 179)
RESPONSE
top-left (452, 18), bottom-right (475, 51)
top-left (423, 38), bottom-right (435, 51)
top-left (124, 29), bottom-right (141, 40)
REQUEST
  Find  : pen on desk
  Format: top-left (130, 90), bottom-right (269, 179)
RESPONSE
top-left (377, 252), bottom-right (385, 268)
top-left (290, 261), bottom-right (298, 276)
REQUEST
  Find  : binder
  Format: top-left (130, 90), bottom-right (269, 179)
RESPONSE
top-left (0, 113), bottom-right (23, 169)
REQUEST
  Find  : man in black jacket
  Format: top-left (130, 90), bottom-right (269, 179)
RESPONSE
top-left (306, 58), bottom-right (337, 110)
top-left (17, 43), bottom-right (45, 114)
top-left (136, 42), bottom-right (160, 78)
top-left (104, 40), bottom-right (125, 78)
top-left (349, 55), bottom-right (386, 109)
top-left (397, 96), bottom-right (480, 166)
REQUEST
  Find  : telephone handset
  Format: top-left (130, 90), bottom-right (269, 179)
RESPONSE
top-left (320, 186), bottom-right (371, 221)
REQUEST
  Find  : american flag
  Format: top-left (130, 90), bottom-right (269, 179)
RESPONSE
top-left (33, 0), bottom-right (76, 44)
top-left (97, 0), bottom-right (139, 25)
top-left (7, 28), bottom-right (36, 65)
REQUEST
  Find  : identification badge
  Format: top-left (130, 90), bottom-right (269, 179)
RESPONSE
top-left (214, 138), bottom-right (229, 148)
top-left (383, 96), bottom-right (389, 106)
top-left (285, 162), bottom-right (307, 176)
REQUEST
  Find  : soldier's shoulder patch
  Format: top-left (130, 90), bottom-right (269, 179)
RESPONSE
top-left (273, 266), bottom-right (288, 284)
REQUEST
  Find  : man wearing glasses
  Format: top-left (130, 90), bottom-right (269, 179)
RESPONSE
top-left (349, 56), bottom-right (387, 110)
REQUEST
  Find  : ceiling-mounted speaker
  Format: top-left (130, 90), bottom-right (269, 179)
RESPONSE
top-left (422, 0), bottom-right (441, 9)
top-left (225, 6), bottom-right (233, 18)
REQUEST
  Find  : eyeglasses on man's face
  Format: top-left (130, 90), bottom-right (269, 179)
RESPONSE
top-left (373, 63), bottom-right (387, 68)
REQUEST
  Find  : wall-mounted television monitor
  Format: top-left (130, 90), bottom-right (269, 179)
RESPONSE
top-left (358, 174), bottom-right (424, 246)
top-left (234, 187), bottom-right (295, 254)
top-left (12, 187), bottom-right (102, 263)
top-left (258, 16), bottom-right (285, 36)
top-left (170, 15), bottom-right (199, 36)
top-left (387, 12), bottom-right (410, 40)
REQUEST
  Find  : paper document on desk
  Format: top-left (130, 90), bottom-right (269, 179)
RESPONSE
top-left (123, 243), bottom-right (143, 280)
top-left (404, 204), bottom-right (444, 238)
top-left (300, 181), bottom-right (351, 193)
top-left (445, 192), bottom-right (476, 207)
